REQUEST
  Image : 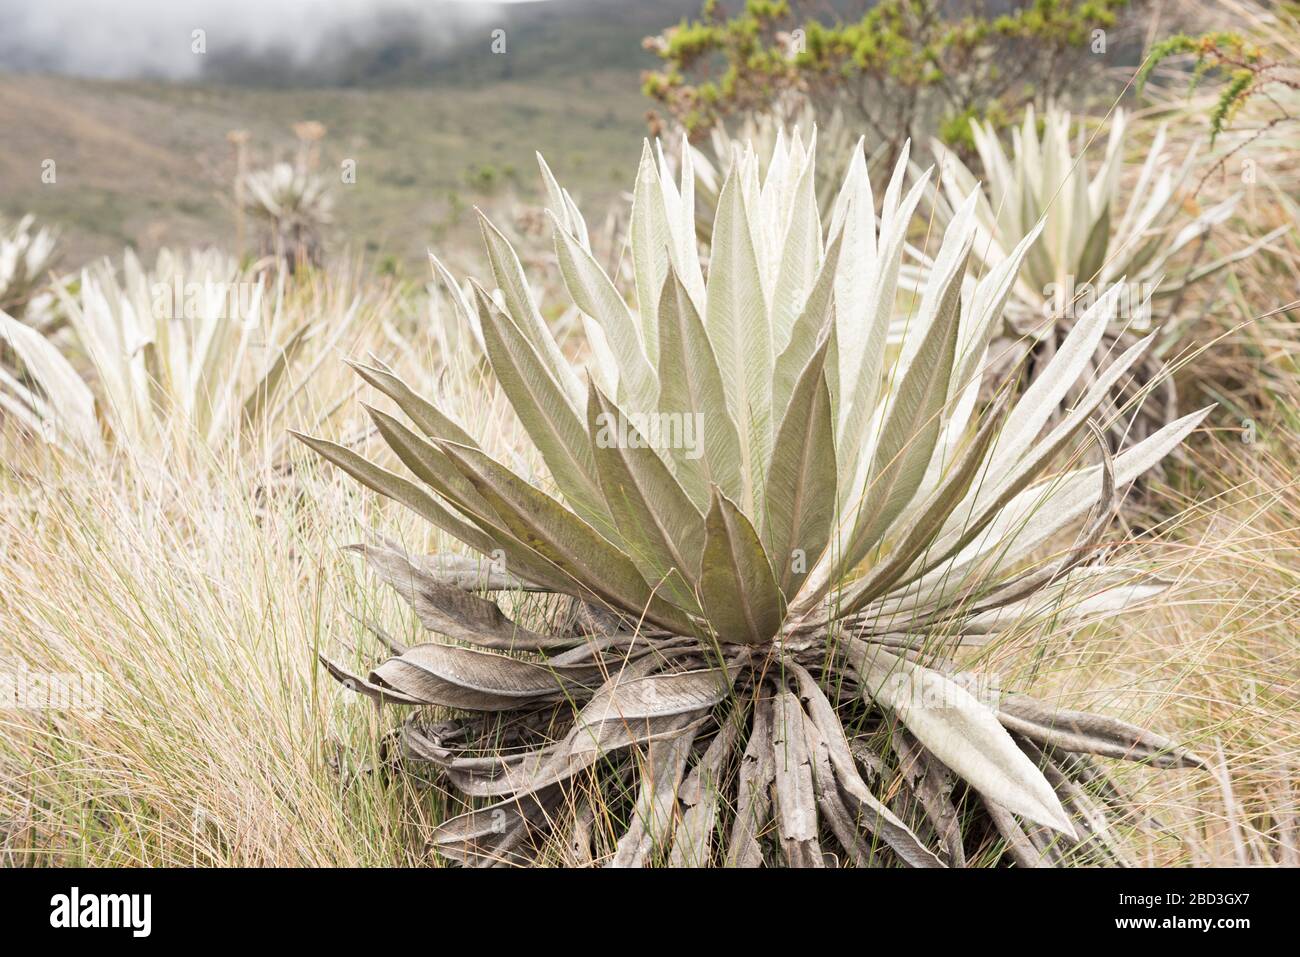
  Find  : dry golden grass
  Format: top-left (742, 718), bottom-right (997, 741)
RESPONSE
top-left (0, 444), bottom-right (426, 865)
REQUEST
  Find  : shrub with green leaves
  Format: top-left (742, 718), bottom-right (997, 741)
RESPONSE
top-left (1138, 29), bottom-right (1296, 146)
top-left (1136, 15), bottom-right (1300, 190)
top-left (303, 131), bottom-right (1207, 867)
top-left (922, 104), bottom-right (1284, 443)
top-left (644, 0), bottom-right (1137, 165)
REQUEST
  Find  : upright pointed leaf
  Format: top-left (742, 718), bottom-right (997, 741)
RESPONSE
top-left (656, 268), bottom-right (744, 509)
top-left (771, 230), bottom-right (843, 423)
top-left (706, 167), bottom-right (771, 513)
top-left (763, 335), bottom-right (837, 599)
top-left (844, 248), bottom-right (969, 570)
top-left (472, 283), bottom-right (608, 527)
top-left (629, 141), bottom-right (671, 359)
top-left (550, 211), bottom-right (658, 412)
top-left (698, 488), bottom-right (784, 645)
top-left (769, 147), bottom-right (822, 349)
top-left (587, 383), bottom-right (705, 611)
top-left (477, 211), bottom-right (583, 404)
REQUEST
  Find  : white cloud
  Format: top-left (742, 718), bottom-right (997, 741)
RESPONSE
top-left (0, 0), bottom-right (541, 79)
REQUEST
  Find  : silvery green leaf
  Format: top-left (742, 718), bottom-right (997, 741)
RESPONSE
top-left (769, 138), bottom-right (822, 349)
top-left (429, 252), bottom-right (486, 352)
top-left (536, 151), bottom-right (589, 250)
top-left (841, 245), bottom-right (968, 571)
top-left (435, 439), bottom-right (696, 634)
top-left (836, 390), bottom-right (1005, 615)
top-left (899, 406), bottom-right (1212, 611)
top-left (918, 332), bottom-right (1158, 581)
top-left (346, 358), bottom-right (479, 447)
top-left (289, 430), bottom-right (500, 561)
top-left (629, 141), bottom-right (671, 358)
top-left (771, 229), bottom-right (842, 425)
top-left (550, 210), bottom-right (658, 412)
top-left (655, 138), bottom-right (706, 311)
top-left (656, 267), bottom-right (745, 509)
top-left (828, 139), bottom-right (877, 375)
top-left (706, 165), bottom-right (771, 514)
top-left (835, 163), bottom-right (931, 500)
top-left (0, 308), bottom-right (101, 453)
top-left (472, 283), bottom-right (608, 527)
top-left (698, 487), bottom-right (783, 645)
top-left (851, 643), bottom-right (1077, 837)
top-left (587, 382), bottom-right (705, 612)
top-left (985, 281), bottom-right (1122, 477)
top-left (476, 211), bottom-right (585, 405)
top-left (763, 333), bottom-right (836, 599)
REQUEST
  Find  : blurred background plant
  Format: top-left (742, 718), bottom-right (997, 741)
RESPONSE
top-left (242, 162), bottom-right (334, 273)
top-left (0, 214), bottom-right (60, 327)
top-left (0, 247), bottom-right (387, 468)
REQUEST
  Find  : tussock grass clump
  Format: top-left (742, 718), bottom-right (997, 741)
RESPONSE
top-left (1016, 410), bottom-right (1300, 866)
top-left (0, 441), bottom-right (440, 866)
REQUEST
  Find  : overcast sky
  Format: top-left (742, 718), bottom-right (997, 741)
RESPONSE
top-left (0, 0), bottom-right (544, 78)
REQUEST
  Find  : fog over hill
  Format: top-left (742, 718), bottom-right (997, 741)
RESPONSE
top-left (0, 0), bottom-right (695, 86)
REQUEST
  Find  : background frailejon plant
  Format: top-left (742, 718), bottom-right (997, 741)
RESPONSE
top-left (0, 0), bottom-right (1295, 869)
top-left (0, 248), bottom-right (385, 465)
top-left (242, 162), bottom-right (334, 272)
top-left (0, 214), bottom-right (59, 325)
top-left (916, 104), bottom-right (1287, 447)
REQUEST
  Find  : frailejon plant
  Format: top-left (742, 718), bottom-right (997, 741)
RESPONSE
top-left (922, 104), bottom-right (1285, 443)
top-left (0, 248), bottom-right (358, 460)
top-left (302, 132), bottom-right (1208, 867)
top-left (0, 214), bottom-right (59, 323)
top-left (243, 162), bottom-right (333, 270)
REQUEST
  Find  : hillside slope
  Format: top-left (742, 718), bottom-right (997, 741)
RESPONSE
top-left (0, 69), bottom-right (650, 272)
top-left (0, 0), bottom-right (695, 271)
